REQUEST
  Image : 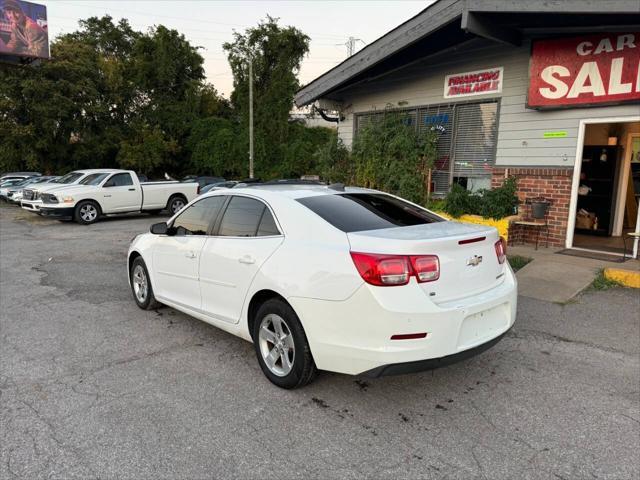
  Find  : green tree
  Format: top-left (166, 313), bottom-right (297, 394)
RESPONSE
top-left (351, 110), bottom-right (438, 204)
top-left (223, 16), bottom-right (310, 178)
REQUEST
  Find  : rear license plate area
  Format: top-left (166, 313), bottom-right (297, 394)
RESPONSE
top-left (457, 303), bottom-right (509, 350)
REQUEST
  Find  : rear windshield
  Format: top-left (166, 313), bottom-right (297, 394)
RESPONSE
top-left (297, 193), bottom-right (443, 233)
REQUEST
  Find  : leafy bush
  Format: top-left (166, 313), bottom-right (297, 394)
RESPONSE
top-left (350, 109), bottom-right (438, 205)
top-left (442, 177), bottom-right (518, 219)
top-left (442, 183), bottom-right (473, 217)
top-left (314, 135), bottom-right (353, 184)
top-left (477, 177), bottom-right (518, 219)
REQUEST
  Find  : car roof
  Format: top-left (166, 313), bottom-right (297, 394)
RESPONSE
top-left (213, 184), bottom-right (377, 200)
top-left (72, 169), bottom-right (125, 174)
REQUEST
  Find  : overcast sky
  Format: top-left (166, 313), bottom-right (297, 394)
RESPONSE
top-left (36, 0), bottom-right (428, 97)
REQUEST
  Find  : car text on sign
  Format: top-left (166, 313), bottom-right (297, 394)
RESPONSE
top-left (528, 33), bottom-right (640, 109)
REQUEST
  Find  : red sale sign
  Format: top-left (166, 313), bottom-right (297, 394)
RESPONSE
top-left (528, 33), bottom-right (640, 109)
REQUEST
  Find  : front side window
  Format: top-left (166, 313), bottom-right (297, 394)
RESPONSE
top-left (218, 196), bottom-right (279, 237)
top-left (172, 196), bottom-right (226, 236)
top-left (105, 173), bottom-right (133, 187)
top-left (297, 193), bottom-right (443, 233)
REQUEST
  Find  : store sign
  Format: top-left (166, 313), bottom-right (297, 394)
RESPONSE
top-left (444, 67), bottom-right (503, 99)
top-left (528, 32), bottom-right (640, 109)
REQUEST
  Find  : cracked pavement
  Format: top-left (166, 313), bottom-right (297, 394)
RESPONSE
top-left (0, 204), bottom-right (639, 479)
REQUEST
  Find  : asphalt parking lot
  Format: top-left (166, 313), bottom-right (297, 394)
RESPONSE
top-left (1, 204), bottom-right (639, 480)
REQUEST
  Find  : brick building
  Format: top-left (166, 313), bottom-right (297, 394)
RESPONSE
top-left (295, 0), bottom-right (640, 257)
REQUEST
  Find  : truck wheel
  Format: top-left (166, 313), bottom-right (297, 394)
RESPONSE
top-left (74, 200), bottom-right (101, 225)
top-left (167, 196), bottom-right (186, 215)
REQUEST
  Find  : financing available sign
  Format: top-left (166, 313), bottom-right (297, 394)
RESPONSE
top-left (0, 0), bottom-right (49, 59)
top-left (444, 67), bottom-right (503, 99)
top-left (528, 33), bottom-right (640, 109)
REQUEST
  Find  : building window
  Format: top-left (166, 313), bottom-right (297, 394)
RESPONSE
top-left (355, 100), bottom-right (499, 195)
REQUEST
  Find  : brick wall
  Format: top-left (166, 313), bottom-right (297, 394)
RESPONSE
top-left (492, 167), bottom-right (574, 247)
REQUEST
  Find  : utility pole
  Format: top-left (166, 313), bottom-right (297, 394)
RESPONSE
top-left (344, 36), bottom-right (365, 57)
top-left (248, 56), bottom-right (254, 179)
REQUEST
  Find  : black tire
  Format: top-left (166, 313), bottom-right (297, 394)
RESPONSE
top-left (130, 257), bottom-right (159, 310)
top-left (252, 298), bottom-right (317, 389)
top-left (74, 200), bottom-right (101, 225)
top-left (167, 195), bottom-right (187, 215)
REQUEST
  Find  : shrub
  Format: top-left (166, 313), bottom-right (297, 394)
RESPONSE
top-left (442, 183), bottom-right (473, 217)
top-left (442, 177), bottom-right (518, 219)
top-left (350, 108), bottom-right (438, 205)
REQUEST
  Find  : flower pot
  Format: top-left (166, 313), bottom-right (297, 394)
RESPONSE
top-left (531, 201), bottom-right (549, 219)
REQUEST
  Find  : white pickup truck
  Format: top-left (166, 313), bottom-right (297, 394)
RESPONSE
top-left (35, 169), bottom-right (198, 224)
top-left (21, 170), bottom-right (94, 212)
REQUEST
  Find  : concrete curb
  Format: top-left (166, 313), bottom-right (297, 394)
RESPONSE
top-left (604, 268), bottom-right (640, 288)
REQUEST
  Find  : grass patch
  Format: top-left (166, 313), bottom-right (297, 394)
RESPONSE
top-left (507, 255), bottom-right (532, 272)
top-left (590, 269), bottom-right (623, 290)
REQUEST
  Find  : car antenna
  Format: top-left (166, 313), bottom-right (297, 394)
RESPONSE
top-left (328, 183), bottom-right (345, 191)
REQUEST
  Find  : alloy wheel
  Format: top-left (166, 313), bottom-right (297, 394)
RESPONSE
top-left (132, 264), bottom-right (148, 303)
top-left (171, 199), bottom-right (185, 213)
top-left (258, 313), bottom-right (295, 377)
top-left (80, 204), bottom-right (98, 222)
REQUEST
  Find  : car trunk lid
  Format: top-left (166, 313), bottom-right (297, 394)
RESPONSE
top-left (347, 222), bottom-right (505, 304)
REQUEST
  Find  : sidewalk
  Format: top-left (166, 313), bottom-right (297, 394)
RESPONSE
top-left (509, 245), bottom-right (640, 303)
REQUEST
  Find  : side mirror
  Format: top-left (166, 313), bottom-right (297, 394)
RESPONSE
top-left (150, 222), bottom-right (169, 235)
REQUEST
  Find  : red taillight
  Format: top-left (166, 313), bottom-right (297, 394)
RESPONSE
top-left (495, 237), bottom-right (507, 264)
top-left (350, 253), bottom-right (410, 286)
top-left (197, 185), bottom-right (201, 194)
top-left (350, 252), bottom-right (439, 286)
top-left (410, 255), bottom-right (440, 282)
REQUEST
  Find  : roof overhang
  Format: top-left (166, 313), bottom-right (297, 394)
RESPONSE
top-left (295, 0), bottom-right (640, 107)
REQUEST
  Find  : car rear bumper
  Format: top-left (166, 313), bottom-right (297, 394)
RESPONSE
top-left (359, 331), bottom-right (508, 377)
top-left (39, 206), bottom-right (74, 218)
top-left (287, 265), bottom-right (517, 376)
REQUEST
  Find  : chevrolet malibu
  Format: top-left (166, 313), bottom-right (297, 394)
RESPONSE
top-left (128, 184), bottom-right (517, 388)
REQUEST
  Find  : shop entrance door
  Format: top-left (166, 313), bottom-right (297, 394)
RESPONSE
top-left (567, 118), bottom-right (640, 258)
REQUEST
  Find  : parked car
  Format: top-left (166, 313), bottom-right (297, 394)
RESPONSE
top-left (0, 178), bottom-right (30, 200)
top-left (181, 176), bottom-right (225, 190)
top-left (0, 171), bottom-right (41, 183)
top-left (127, 184), bottom-right (517, 388)
top-left (199, 181), bottom-right (239, 194)
top-left (37, 169), bottom-right (198, 224)
top-left (6, 176), bottom-right (58, 204)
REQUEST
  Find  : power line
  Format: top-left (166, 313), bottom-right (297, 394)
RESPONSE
top-left (51, 1), bottom-right (350, 39)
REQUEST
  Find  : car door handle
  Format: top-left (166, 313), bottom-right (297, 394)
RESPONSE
top-left (103, 195), bottom-right (111, 198)
top-left (128, 188), bottom-right (136, 191)
top-left (238, 255), bottom-right (255, 264)
top-left (185, 251), bottom-right (197, 259)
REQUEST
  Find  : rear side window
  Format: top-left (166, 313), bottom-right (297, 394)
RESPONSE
top-left (257, 209), bottom-right (279, 236)
top-left (297, 193), bottom-right (443, 233)
top-left (218, 196), bottom-right (280, 237)
top-left (172, 196), bottom-right (226, 235)
top-left (105, 173), bottom-right (133, 187)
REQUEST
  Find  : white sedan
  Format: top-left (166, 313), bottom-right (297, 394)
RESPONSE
top-left (128, 184), bottom-right (517, 388)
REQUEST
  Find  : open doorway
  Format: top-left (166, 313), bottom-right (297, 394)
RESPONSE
top-left (568, 118), bottom-right (640, 258)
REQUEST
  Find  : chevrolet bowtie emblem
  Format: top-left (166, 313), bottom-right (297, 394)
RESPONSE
top-left (467, 255), bottom-right (483, 266)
